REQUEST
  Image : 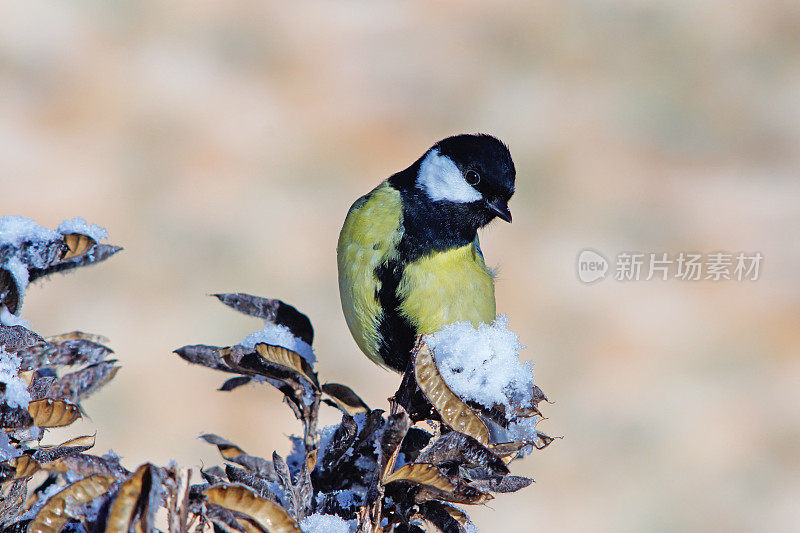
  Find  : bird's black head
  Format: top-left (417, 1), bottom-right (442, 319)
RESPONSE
top-left (416, 134), bottom-right (516, 226)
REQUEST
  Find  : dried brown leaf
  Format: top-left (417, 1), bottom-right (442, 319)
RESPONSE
top-left (219, 345), bottom-right (318, 435)
top-left (223, 465), bottom-right (280, 503)
top-left (219, 377), bottom-right (252, 392)
top-left (414, 342), bottom-right (490, 445)
top-left (254, 344), bottom-right (317, 389)
top-left (384, 464), bottom-right (490, 505)
top-left (46, 332), bottom-right (110, 344)
top-left (9, 455), bottom-right (41, 479)
top-left (45, 453), bottom-right (129, 479)
top-left (173, 345), bottom-right (231, 373)
top-left (33, 434), bottom-right (96, 463)
top-left (0, 324), bottom-right (43, 352)
top-left (105, 463), bottom-right (150, 533)
top-left (417, 432), bottom-right (508, 477)
top-left (61, 234), bottom-right (96, 261)
top-left (28, 398), bottom-right (81, 428)
top-left (27, 244), bottom-right (122, 284)
top-left (469, 475), bottom-right (534, 493)
top-left (45, 362), bottom-right (120, 403)
top-left (383, 463), bottom-right (455, 490)
top-left (28, 374), bottom-right (58, 401)
top-left (438, 503), bottom-right (470, 527)
top-left (204, 504), bottom-right (248, 533)
top-left (18, 339), bottom-right (113, 370)
top-left (204, 484), bottom-right (301, 533)
top-left (201, 466), bottom-right (227, 484)
top-left (200, 434), bottom-right (245, 459)
top-left (0, 479), bottom-right (27, 525)
top-left (200, 434), bottom-right (276, 479)
top-left (321, 383), bottom-right (369, 415)
top-left (416, 501), bottom-right (471, 533)
top-left (379, 411), bottom-right (410, 481)
top-left (271, 453), bottom-right (297, 516)
top-left (212, 294), bottom-right (314, 346)
top-left (28, 474), bottom-right (115, 533)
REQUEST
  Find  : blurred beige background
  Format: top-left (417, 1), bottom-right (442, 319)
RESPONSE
top-left (2, 1), bottom-right (799, 531)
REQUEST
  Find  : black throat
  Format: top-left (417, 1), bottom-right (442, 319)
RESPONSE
top-left (388, 161), bottom-right (485, 263)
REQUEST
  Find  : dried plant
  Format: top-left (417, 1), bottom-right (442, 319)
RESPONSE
top-left (0, 218), bottom-right (553, 533)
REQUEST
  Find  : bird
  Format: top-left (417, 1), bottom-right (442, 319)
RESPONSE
top-left (337, 133), bottom-right (516, 373)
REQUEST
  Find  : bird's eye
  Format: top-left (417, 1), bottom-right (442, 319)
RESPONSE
top-left (465, 170), bottom-right (481, 186)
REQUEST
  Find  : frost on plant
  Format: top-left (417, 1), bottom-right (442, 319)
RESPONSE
top-left (0, 217), bottom-right (554, 533)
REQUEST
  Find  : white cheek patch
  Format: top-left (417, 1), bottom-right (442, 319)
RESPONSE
top-left (416, 149), bottom-right (482, 203)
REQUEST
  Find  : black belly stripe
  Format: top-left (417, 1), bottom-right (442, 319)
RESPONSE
top-left (375, 259), bottom-right (417, 372)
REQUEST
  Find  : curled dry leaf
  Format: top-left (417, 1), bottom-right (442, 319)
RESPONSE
top-left (219, 377), bottom-right (252, 392)
top-left (200, 434), bottom-right (245, 460)
top-left (9, 455), bottom-right (41, 479)
top-left (0, 324), bottom-right (43, 351)
top-left (383, 463), bottom-right (455, 490)
top-left (204, 504), bottom-right (249, 533)
top-left (61, 234), bottom-right (96, 261)
top-left (18, 338), bottom-right (113, 371)
top-left (219, 344), bottom-right (319, 442)
top-left (201, 466), bottom-right (227, 485)
top-left (27, 399), bottom-right (81, 428)
top-left (271, 452), bottom-right (298, 517)
top-left (254, 344), bottom-right (317, 389)
top-left (44, 453), bottom-right (129, 479)
top-left (0, 479), bottom-right (27, 525)
top-left (204, 484), bottom-right (301, 533)
top-left (417, 432), bottom-right (508, 478)
top-left (417, 501), bottom-right (471, 533)
top-left (46, 362), bottom-right (120, 403)
top-left (224, 465), bottom-right (281, 503)
top-left (379, 411), bottom-right (411, 481)
top-left (28, 474), bottom-right (115, 533)
top-left (319, 414), bottom-right (358, 472)
top-left (469, 475), bottom-right (534, 493)
top-left (46, 331), bottom-right (110, 345)
top-left (173, 345), bottom-right (231, 373)
top-left (27, 244), bottom-right (122, 284)
top-left (105, 463), bottom-right (150, 533)
top-left (413, 342), bottom-right (490, 446)
top-left (200, 434), bottom-right (276, 479)
top-left (437, 502), bottom-right (471, 527)
top-left (383, 463), bottom-right (490, 505)
top-left (321, 383), bottom-right (369, 415)
top-left (487, 441), bottom-right (529, 459)
top-left (33, 434), bottom-right (96, 463)
top-left (212, 293), bottom-right (314, 346)
top-left (59, 434), bottom-right (96, 448)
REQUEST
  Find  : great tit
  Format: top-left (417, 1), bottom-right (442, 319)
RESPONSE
top-left (337, 134), bottom-right (515, 373)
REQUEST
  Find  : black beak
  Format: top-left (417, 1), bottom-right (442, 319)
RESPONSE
top-left (486, 198), bottom-right (512, 223)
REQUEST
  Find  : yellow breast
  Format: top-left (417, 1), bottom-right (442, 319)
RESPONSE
top-left (398, 243), bottom-right (496, 335)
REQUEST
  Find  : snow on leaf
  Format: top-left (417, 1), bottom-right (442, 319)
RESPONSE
top-left (413, 342), bottom-right (489, 445)
top-left (56, 217), bottom-right (108, 243)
